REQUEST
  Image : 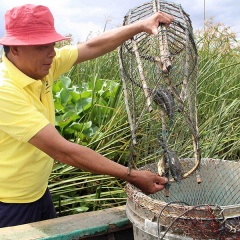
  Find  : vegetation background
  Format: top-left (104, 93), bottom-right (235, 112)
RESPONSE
top-left (49, 20), bottom-right (240, 216)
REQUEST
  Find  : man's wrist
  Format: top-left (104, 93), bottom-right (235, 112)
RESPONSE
top-left (125, 167), bottom-right (138, 184)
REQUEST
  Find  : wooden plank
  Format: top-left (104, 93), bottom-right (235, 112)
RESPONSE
top-left (0, 206), bottom-right (132, 240)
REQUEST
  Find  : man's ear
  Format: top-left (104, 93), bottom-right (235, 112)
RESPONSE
top-left (10, 46), bottom-right (19, 56)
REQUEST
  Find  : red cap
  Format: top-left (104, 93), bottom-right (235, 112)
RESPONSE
top-left (0, 4), bottom-right (70, 46)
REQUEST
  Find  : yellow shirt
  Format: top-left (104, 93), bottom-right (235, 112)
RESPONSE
top-left (0, 45), bottom-right (78, 203)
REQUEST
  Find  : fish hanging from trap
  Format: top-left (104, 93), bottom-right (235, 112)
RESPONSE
top-left (118, 0), bottom-right (202, 190)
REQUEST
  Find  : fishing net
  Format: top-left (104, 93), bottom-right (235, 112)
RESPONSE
top-left (118, 0), bottom-right (240, 239)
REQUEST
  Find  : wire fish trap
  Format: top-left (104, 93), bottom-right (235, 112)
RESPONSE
top-left (125, 159), bottom-right (240, 239)
top-left (118, 0), bottom-right (201, 186)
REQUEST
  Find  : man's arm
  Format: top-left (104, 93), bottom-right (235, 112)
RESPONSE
top-left (74, 11), bottom-right (173, 64)
top-left (29, 124), bottom-right (167, 195)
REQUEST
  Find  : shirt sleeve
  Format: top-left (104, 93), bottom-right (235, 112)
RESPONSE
top-left (50, 45), bottom-right (78, 80)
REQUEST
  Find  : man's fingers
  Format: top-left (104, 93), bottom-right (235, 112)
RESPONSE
top-left (152, 27), bottom-right (159, 36)
top-left (158, 11), bottom-right (174, 28)
top-left (155, 176), bottom-right (168, 185)
top-left (154, 183), bottom-right (165, 192)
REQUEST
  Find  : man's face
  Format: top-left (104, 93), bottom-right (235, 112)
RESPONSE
top-left (12, 43), bottom-right (56, 80)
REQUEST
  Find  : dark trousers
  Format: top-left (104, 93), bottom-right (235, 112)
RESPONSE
top-left (0, 188), bottom-right (57, 228)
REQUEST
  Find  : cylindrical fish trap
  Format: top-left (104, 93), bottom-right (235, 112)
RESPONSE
top-left (125, 158), bottom-right (240, 239)
top-left (118, 0), bottom-right (201, 184)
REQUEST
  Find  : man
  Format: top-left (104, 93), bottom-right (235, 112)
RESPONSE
top-left (0, 4), bottom-right (173, 227)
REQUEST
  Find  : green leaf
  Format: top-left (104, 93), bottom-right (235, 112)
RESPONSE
top-left (83, 126), bottom-right (98, 137)
top-left (52, 80), bottom-right (62, 93)
top-left (60, 76), bottom-right (72, 88)
top-left (63, 111), bottom-right (79, 121)
top-left (69, 121), bottom-right (92, 132)
top-left (95, 79), bottom-right (104, 92)
top-left (79, 82), bottom-right (89, 92)
top-left (57, 111), bottom-right (80, 129)
top-left (55, 115), bottom-right (62, 126)
top-left (71, 91), bottom-right (81, 102)
top-left (73, 207), bottom-right (89, 213)
top-left (54, 99), bottom-right (65, 112)
top-left (82, 121), bottom-right (92, 130)
top-left (80, 91), bottom-right (92, 98)
top-left (60, 89), bottom-right (71, 106)
top-left (75, 98), bottom-right (92, 113)
top-left (69, 122), bottom-right (82, 131)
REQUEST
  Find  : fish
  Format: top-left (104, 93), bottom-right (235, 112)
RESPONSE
top-left (157, 157), bottom-right (166, 177)
top-left (166, 148), bottom-right (182, 183)
top-left (153, 88), bottom-right (175, 120)
top-left (157, 154), bottom-right (171, 197)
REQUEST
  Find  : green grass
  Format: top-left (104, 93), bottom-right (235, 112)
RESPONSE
top-left (196, 20), bottom-right (240, 159)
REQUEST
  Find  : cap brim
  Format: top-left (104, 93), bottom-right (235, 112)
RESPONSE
top-left (0, 32), bottom-right (71, 46)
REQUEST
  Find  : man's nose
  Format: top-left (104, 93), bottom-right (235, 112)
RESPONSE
top-left (48, 45), bottom-right (56, 58)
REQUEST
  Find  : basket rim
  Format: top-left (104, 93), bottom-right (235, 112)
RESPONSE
top-left (125, 158), bottom-right (240, 219)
